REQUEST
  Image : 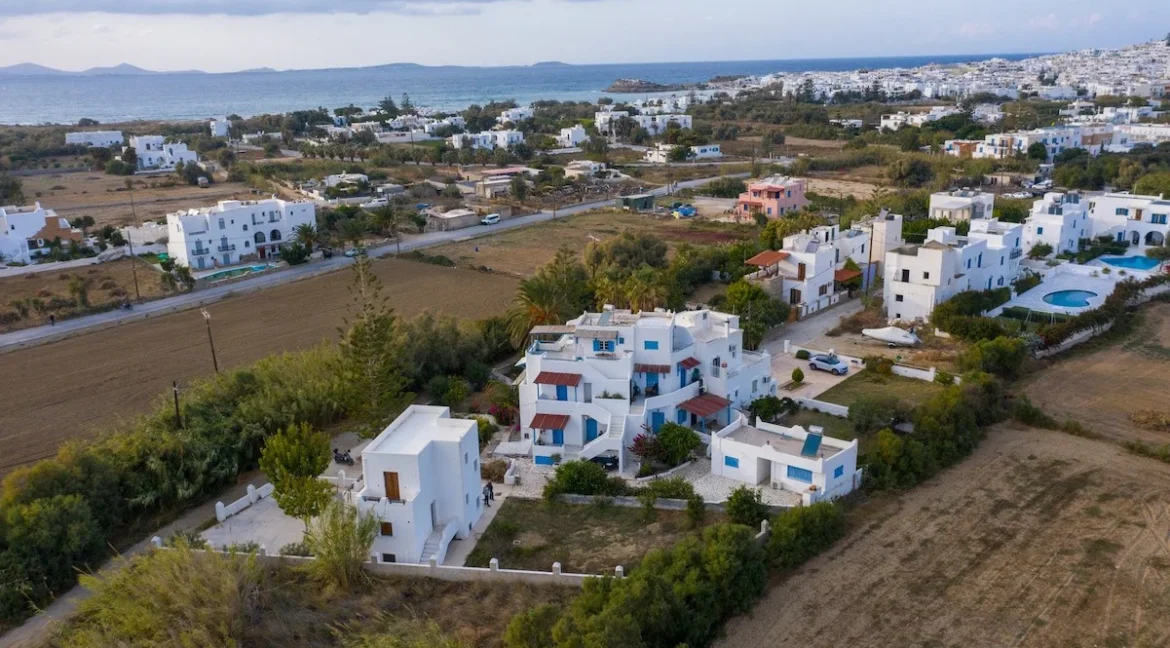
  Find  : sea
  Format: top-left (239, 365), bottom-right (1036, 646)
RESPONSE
top-left (0, 53), bottom-right (1037, 125)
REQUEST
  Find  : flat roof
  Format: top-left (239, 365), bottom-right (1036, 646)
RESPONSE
top-left (728, 424), bottom-right (845, 460)
top-left (364, 405), bottom-right (474, 455)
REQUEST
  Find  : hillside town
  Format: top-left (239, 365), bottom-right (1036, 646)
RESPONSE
top-left (3, 23), bottom-right (1170, 648)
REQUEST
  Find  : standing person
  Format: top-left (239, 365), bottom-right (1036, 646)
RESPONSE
top-left (49, 314), bottom-right (55, 326)
top-left (487, 481), bottom-right (495, 502)
top-left (482, 484), bottom-right (491, 507)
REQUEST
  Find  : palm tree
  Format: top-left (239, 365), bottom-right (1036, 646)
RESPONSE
top-left (367, 205), bottom-right (406, 255)
top-left (506, 274), bottom-right (570, 348)
top-left (293, 223), bottom-right (318, 253)
top-left (339, 216), bottom-right (368, 251)
top-left (67, 275), bottom-right (92, 308)
top-left (591, 275), bottom-right (627, 309)
top-left (624, 274), bottom-right (667, 313)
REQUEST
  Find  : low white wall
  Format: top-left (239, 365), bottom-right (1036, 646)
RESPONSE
top-left (214, 482), bottom-right (275, 523)
top-left (792, 396), bottom-right (850, 418)
top-left (891, 364), bottom-right (936, 382)
top-left (631, 460), bottom-right (695, 484)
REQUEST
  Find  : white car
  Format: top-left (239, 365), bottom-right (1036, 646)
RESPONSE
top-left (480, 213), bottom-right (500, 225)
top-left (808, 354), bottom-right (849, 376)
top-left (1008, 191), bottom-right (1034, 199)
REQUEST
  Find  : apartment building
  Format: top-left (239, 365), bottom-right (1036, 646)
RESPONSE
top-left (165, 198), bottom-right (315, 270)
top-left (884, 220), bottom-right (1023, 322)
top-left (0, 202), bottom-right (83, 264)
top-left (745, 229), bottom-right (838, 316)
top-left (350, 406), bottom-right (483, 565)
top-left (710, 417), bottom-right (860, 502)
top-left (65, 130), bottom-right (123, 148)
top-left (929, 190), bottom-right (995, 222)
top-left (127, 135), bottom-right (198, 171)
top-left (519, 308), bottom-right (774, 473)
top-left (594, 110), bottom-right (629, 135)
top-left (643, 143), bottom-right (722, 163)
top-left (1023, 192), bottom-right (1089, 255)
top-left (498, 106), bottom-right (534, 124)
top-left (448, 130), bottom-right (524, 150)
top-left (735, 175), bottom-right (809, 219)
top-left (633, 114), bottom-right (693, 136)
top-left (1086, 192), bottom-right (1170, 247)
top-left (557, 124), bottom-right (588, 148)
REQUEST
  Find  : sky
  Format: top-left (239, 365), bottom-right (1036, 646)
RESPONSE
top-left (0, 0), bottom-right (1167, 72)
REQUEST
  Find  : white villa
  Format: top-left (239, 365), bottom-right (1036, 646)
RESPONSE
top-left (210, 120), bottom-right (231, 138)
top-left (350, 406), bottom-right (484, 565)
top-left (498, 106), bottom-right (534, 124)
top-left (564, 160), bottom-right (606, 179)
top-left (710, 417), bottom-right (860, 503)
top-left (745, 227), bottom-right (840, 317)
top-left (127, 136), bottom-right (198, 172)
top-left (644, 143), bottom-right (722, 164)
top-left (65, 130), bottom-right (123, 148)
top-left (0, 202), bottom-right (83, 265)
top-left (448, 130), bottom-right (524, 150)
top-left (929, 190), bottom-right (995, 222)
top-left (883, 219), bottom-right (1023, 322)
top-left (594, 110), bottom-right (629, 135)
top-left (519, 307), bottom-right (775, 472)
top-left (1086, 192), bottom-right (1170, 247)
top-left (557, 125), bottom-right (588, 148)
top-left (1023, 192), bottom-right (1089, 255)
top-left (595, 110), bottom-right (693, 137)
top-left (165, 198), bottom-right (315, 269)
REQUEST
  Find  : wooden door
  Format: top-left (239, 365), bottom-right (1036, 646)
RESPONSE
top-left (383, 472), bottom-right (400, 500)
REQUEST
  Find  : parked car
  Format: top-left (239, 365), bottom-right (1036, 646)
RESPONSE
top-left (480, 213), bottom-right (501, 225)
top-left (1007, 191), bottom-right (1033, 199)
top-left (590, 455), bottom-right (619, 471)
top-left (808, 353), bottom-right (849, 375)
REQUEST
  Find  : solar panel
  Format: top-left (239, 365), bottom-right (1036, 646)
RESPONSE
top-left (800, 432), bottom-right (823, 458)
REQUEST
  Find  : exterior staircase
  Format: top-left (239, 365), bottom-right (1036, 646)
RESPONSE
top-left (419, 527), bottom-right (444, 564)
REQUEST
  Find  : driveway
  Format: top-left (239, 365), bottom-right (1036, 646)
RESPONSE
top-left (772, 352), bottom-right (850, 399)
top-left (201, 496), bottom-right (304, 552)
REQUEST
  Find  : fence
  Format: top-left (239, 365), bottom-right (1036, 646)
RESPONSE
top-left (790, 396), bottom-right (850, 418)
top-left (785, 341), bottom-right (952, 386)
top-left (549, 493), bottom-right (793, 514)
top-left (214, 483), bottom-right (275, 523)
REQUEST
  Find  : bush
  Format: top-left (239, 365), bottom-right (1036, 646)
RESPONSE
top-left (767, 502), bottom-right (846, 568)
top-left (279, 541), bottom-right (313, 557)
top-left (685, 495), bottom-right (706, 529)
top-left (481, 458), bottom-right (508, 482)
top-left (934, 369), bottom-right (955, 385)
top-left (790, 367), bottom-right (805, 384)
top-left (862, 355), bottom-right (894, 376)
top-left (794, 349), bottom-right (811, 360)
top-left (1012, 395), bottom-right (1059, 428)
top-left (655, 423), bottom-right (702, 467)
top-left (638, 476), bottom-right (696, 501)
top-left (747, 395), bottom-right (797, 423)
top-left (959, 336), bottom-right (1028, 378)
top-left (303, 499), bottom-right (379, 593)
top-left (472, 416), bottom-right (495, 448)
top-left (725, 486), bottom-right (769, 528)
top-left (848, 394), bottom-right (912, 435)
top-left (1028, 242), bottom-right (1053, 259)
top-left (542, 460), bottom-right (630, 500)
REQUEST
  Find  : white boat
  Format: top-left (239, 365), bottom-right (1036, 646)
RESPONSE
top-left (862, 326), bottom-right (921, 347)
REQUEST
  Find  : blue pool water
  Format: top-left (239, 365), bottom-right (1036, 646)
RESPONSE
top-left (1043, 290), bottom-right (1097, 308)
top-left (204, 264), bottom-right (272, 282)
top-left (1101, 256), bottom-right (1161, 271)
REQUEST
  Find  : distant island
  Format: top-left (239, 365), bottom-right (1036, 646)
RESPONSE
top-left (532, 61), bottom-right (571, 67)
top-left (605, 78), bottom-right (697, 93)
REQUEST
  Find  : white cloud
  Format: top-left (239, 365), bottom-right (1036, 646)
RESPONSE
top-left (958, 22), bottom-right (995, 38)
top-left (91, 23), bottom-right (110, 33)
top-left (1029, 13), bottom-right (1060, 30)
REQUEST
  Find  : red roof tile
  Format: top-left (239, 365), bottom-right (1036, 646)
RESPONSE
top-left (745, 250), bottom-right (790, 267)
top-left (529, 413), bottom-right (570, 430)
top-left (635, 364), bottom-right (671, 374)
top-left (533, 371), bottom-right (582, 387)
top-left (834, 268), bottom-right (863, 282)
top-left (678, 393), bottom-right (732, 418)
top-left (679, 357), bottom-right (701, 369)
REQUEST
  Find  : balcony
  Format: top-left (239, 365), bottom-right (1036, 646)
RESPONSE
top-left (217, 244), bottom-right (237, 252)
top-left (1010, 248), bottom-right (1023, 259)
top-left (191, 248), bottom-right (210, 256)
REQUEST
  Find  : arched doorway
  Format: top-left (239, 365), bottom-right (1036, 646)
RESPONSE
top-left (1146, 231), bottom-right (1165, 247)
top-left (1131, 231), bottom-right (1140, 246)
top-left (254, 231), bottom-right (267, 259)
top-left (270, 229), bottom-right (282, 242)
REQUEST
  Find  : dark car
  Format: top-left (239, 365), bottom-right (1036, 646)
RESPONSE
top-left (590, 455), bottom-right (619, 471)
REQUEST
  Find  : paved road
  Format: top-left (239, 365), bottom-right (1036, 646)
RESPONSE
top-left (0, 173), bottom-right (742, 354)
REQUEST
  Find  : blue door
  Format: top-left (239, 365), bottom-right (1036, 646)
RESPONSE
top-left (677, 409), bottom-right (687, 424)
top-left (585, 418), bottom-right (599, 442)
top-left (552, 429), bottom-right (564, 445)
top-left (535, 455), bottom-right (554, 466)
top-left (646, 372), bottom-right (659, 388)
top-left (651, 411), bottom-right (665, 432)
top-left (555, 385), bottom-right (568, 401)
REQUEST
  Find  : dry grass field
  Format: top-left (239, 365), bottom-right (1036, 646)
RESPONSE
top-left (0, 258), bottom-right (169, 332)
top-left (719, 426), bottom-right (1170, 648)
top-left (428, 209), bottom-right (756, 277)
top-left (1023, 302), bottom-right (1170, 447)
top-left (0, 258), bottom-right (517, 475)
top-left (19, 172), bottom-right (256, 226)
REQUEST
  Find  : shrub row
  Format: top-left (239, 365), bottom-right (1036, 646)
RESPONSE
top-left (930, 287), bottom-right (1013, 342)
top-left (1038, 274), bottom-right (1170, 349)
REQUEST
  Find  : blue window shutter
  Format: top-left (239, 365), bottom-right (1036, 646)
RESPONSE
top-left (724, 456), bottom-right (739, 468)
top-left (593, 339), bottom-right (600, 352)
top-left (833, 465), bottom-right (844, 478)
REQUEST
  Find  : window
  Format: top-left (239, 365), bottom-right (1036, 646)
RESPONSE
top-left (465, 493), bottom-right (469, 505)
top-left (1154, 214), bottom-right (1168, 225)
top-left (787, 465), bottom-right (813, 483)
top-left (644, 340), bottom-right (659, 350)
top-left (474, 459), bottom-right (478, 472)
top-left (1037, 226), bottom-right (1044, 234)
top-left (819, 284), bottom-right (828, 296)
top-left (592, 339), bottom-right (615, 353)
top-left (833, 465), bottom-right (844, 479)
top-left (381, 553), bottom-right (397, 563)
top-left (895, 294), bottom-right (904, 302)
top-left (618, 336), bottom-right (625, 344)
top-left (463, 452), bottom-right (468, 465)
top-left (724, 455), bottom-right (739, 468)
top-left (217, 218), bottom-right (225, 230)
top-left (900, 269), bottom-right (909, 282)
top-left (730, 344), bottom-right (737, 357)
top-left (752, 379), bottom-right (758, 393)
top-left (380, 522), bottom-right (393, 536)
top-left (966, 259), bottom-right (971, 269)
top-left (1116, 207), bottom-right (1129, 216)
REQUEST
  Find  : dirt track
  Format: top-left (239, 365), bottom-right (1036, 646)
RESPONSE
top-left (0, 259), bottom-right (517, 474)
top-left (719, 426), bottom-right (1170, 648)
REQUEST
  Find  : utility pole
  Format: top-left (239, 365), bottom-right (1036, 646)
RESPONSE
top-left (172, 381), bottom-right (183, 429)
top-left (201, 309), bottom-right (219, 374)
top-left (126, 180), bottom-right (141, 301)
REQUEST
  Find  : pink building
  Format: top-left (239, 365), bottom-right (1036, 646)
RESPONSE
top-left (736, 176), bottom-right (809, 219)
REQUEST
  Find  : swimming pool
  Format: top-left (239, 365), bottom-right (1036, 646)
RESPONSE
top-left (1101, 256), bottom-right (1161, 271)
top-left (204, 264), bottom-right (273, 282)
top-left (1042, 290), bottom-right (1098, 308)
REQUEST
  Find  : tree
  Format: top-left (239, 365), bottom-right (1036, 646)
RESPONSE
top-left (759, 212), bottom-right (825, 249)
top-left (1027, 142), bottom-right (1049, 162)
top-left (69, 215), bottom-right (95, 232)
top-left (379, 94), bottom-right (399, 117)
top-left (959, 336), bottom-right (1027, 378)
top-left (767, 502), bottom-right (845, 568)
top-left (624, 267), bottom-right (668, 312)
top-left (791, 367), bottom-right (804, 384)
top-left (725, 486), bottom-right (769, 528)
top-left (848, 394), bottom-right (912, 435)
top-left (655, 423), bottom-right (702, 466)
top-left (293, 223), bottom-right (317, 253)
top-left (367, 205), bottom-right (407, 255)
top-left (510, 175), bottom-right (529, 201)
top-left (582, 136), bottom-right (609, 162)
top-left (67, 275), bottom-right (92, 308)
top-left (279, 242), bottom-right (311, 265)
top-left (408, 211), bottom-right (428, 234)
top-left (723, 279), bottom-right (789, 349)
top-left (1134, 171), bottom-right (1170, 197)
top-left (1028, 242), bottom-right (1053, 259)
top-left (259, 422), bottom-right (330, 484)
top-left (887, 158), bottom-right (935, 188)
top-left (303, 499), bottom-right (379, 593)
top-left (339, 253), bottom-right (412, 434)
top-left (216, 148), bottom-right (236, 168)
top-left (0, 173), bottom-right (23, 205)
top-left (667, 145), bottom-right (692, 163)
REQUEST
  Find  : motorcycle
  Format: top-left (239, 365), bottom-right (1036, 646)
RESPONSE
top-left (333, 448), bottom-right (355, 466)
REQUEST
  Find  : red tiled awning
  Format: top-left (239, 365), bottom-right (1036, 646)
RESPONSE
top-left (745, 250), bottom-right (790, 267)
top-left (635, 364), bottom-right (671, 374)
top-left (834, 268), bottom-right (862, 282)
top-left (533, 371), bottom-right (582, 387)
top-left (679, 357), bottom-right (701, 369)
top-left (678, 393), bottom-right (732, 418)
top-left (529, 413), bottom-right (570, 430)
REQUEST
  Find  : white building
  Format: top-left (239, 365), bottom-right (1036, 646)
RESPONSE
top-left (880, 107), bottom-right (959, 131)
top-left (0, 202), bottom-right (82, 264)
top-left (710, 417), bottom-right (860, 503)
top-left (1023, 192), bottom-right (1089, 255)
top-left (883, 220), bottom-right (1023, 322)
top-left (929, 190), bottom-right (995, 222)
top-left (448, 130), bottom-right (524, 150)
top-left (519, 308), bottom-right (775, 473)
top-left (498, 106), bottom-right (534, 124)
top-left (210, 120), bottom-right (231, 138)
top-left (1085, 192), bottom-right (1170, 247)
top-left (165, 198), bottom-right (315, 270)
top-left (127, 136), bottom-right (198, 172)
top-left (65, 130), bottom-right (123, 148)
top-left (632, 114), bottom-right (692, 136)
top-left (557, 124), bottom-right (589, 148)
top-left (564, 160), bottom-right (606, 179)
top-left (831, 211), bottom-right (905, 287)
top-left (492, 130), bottom-right (525, 149)
top-left (643, 143), bottom-right (722, 164)
top-left (350, 406), bottom-right (483, 565)
top-left (594, 110), bottom-right (629, 135)
top-left (746, 228), bottom-right (839, 317)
